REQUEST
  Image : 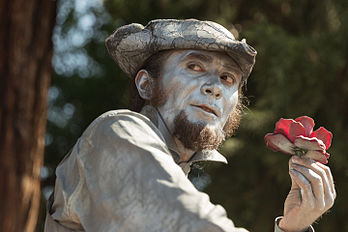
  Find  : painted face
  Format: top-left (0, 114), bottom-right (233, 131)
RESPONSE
top-left (157, 49), bottom-right (242, 133)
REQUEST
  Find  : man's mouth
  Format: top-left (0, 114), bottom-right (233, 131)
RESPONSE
top-left (191, 104), bottom-right (220, 117)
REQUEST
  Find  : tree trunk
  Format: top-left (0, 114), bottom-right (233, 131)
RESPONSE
top-left (0, 0), bottom-right (56, 231)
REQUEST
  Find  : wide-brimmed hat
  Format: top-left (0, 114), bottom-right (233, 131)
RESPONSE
top-left (106, 19), bottom-right (257, 81)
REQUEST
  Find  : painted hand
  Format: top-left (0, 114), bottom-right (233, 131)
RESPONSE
top-left (279, 156), bottom-right (336, 232)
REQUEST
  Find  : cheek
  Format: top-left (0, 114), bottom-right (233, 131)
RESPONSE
top-left (223, 91), bottom-right (239, 116)
top-left (164, 78), bottom-right (197, 105)
top-left (158, 79), bottom-right (191, 117)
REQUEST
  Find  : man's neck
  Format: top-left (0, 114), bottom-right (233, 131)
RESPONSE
top-left (173, 137), bottom-right (196, 162)
top-left (151, 106), bottom-right (197, 162)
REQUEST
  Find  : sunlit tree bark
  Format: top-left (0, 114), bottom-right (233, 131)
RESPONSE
top-left (0, 0), bottom-right (56, 231)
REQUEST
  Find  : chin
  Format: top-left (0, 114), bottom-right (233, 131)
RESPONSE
top-left (173, 110), bottom-right (226, 151)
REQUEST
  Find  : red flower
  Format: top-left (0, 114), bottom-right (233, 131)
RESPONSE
top-left (264, 116), bottom-right (333, 164)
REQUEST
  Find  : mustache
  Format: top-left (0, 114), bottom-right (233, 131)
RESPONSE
top-left (190, 103), bottom-right (221, 117)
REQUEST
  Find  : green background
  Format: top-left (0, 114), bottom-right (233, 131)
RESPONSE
top-left (38, 0), bottom-right (348, 231)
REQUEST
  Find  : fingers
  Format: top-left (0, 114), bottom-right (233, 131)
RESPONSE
top-left (289, 156), bottom-right (336, 211)
top-left (316, 162), bottom-right (336, 207)
top-left (316, 162), bottom-right (336, 197)
top-left (290, 163), bottom-right (325, 209)
top-left (289, 168), bottom-right (315, 208)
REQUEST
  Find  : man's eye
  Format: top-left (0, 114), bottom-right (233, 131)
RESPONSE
top-left (187, 63), bottom-right (204, 72)
top-left (220, 74), bottom-right (235, 85)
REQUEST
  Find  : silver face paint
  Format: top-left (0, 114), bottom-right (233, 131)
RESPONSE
top-left (157, 49), bottom-right (242, 133)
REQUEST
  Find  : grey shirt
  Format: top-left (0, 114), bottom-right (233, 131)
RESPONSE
top-left (44, 106), bottom-right (313, 232)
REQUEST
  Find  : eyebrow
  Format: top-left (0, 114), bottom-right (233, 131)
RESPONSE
top-left (222, 63), bottom-right (240, 72)
top-left (183, 51), bottom-right (213, 63)
top-left (182, 51), bottom-right (243, 78)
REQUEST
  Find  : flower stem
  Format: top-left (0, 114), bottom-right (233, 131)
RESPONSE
top-left (293, 147), bottom-right (307, 157)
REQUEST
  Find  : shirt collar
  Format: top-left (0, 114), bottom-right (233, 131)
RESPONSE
top-left (140, 105), bottom-right (227, 165)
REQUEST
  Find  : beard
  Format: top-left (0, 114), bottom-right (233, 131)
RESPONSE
top-left (150, 79), bottom-right (243, 151)
top-left (172, 110), bottom-right (224, 151)
top-left (172, 105), bottom-right (242, 151)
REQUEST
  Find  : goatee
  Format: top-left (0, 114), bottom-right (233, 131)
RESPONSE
top-left (173, 111), bottom-right (225, 151)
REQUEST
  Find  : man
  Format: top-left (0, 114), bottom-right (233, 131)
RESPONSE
top-left (45, 19), bottom-right (335, 232)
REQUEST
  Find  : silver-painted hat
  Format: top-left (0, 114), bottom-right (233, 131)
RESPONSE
top-left (106, 19), bottom-right (257, 80)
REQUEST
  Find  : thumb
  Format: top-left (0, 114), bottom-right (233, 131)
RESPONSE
top-left (289, 168), bottom-right (299, 189)
top-left (288, 157), bottom-right (299, 189)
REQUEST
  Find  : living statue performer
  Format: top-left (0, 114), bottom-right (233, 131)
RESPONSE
top-left (44, 19), bottom-right (336, 232)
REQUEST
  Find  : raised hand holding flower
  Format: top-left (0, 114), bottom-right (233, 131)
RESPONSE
top-left (264, 116), bottom-right (333, 164)
top-left (265, 116), bottom-right (336, 232)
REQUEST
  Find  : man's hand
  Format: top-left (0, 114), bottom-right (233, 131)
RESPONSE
top-left (279, 156), bottom-right (336, 232)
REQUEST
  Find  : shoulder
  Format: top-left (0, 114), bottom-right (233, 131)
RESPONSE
top-left (73, 109), bottom-right (173, 177)
top-left (80, 109), bottom-right (167, 150)
top-left (88, 109), bottom-right (153, 129)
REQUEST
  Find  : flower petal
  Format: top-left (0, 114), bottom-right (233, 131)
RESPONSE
top-left (275, 118), bottom-right (294, 139)
top-left (311, 127), bottom-right (333, 150)
top-left (305, 150), bottom-right (329, 164)
top-left (295, 116), bottom-right (315, 136)
top-left (294, 135), bottom-right (326, 151)
top-left (288, 121), bottom-right (306, 142)
top-left (264, 133), bottom-right (295, 155)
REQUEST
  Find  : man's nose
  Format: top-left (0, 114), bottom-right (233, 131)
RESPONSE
top-left (200, 77), bottom-right (222, 99)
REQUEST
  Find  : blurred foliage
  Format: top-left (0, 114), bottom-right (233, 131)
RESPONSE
top-left (39, 0), bottom-right (348, 231)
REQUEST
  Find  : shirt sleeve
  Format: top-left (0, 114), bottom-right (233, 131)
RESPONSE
top-left (274, 217), bottom-right (315, 232)
top-left (62, 112), bottom-right (249, 232)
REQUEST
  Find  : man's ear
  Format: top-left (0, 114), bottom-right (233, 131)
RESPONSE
top-left (134, 69), bottom-right (153, 100)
